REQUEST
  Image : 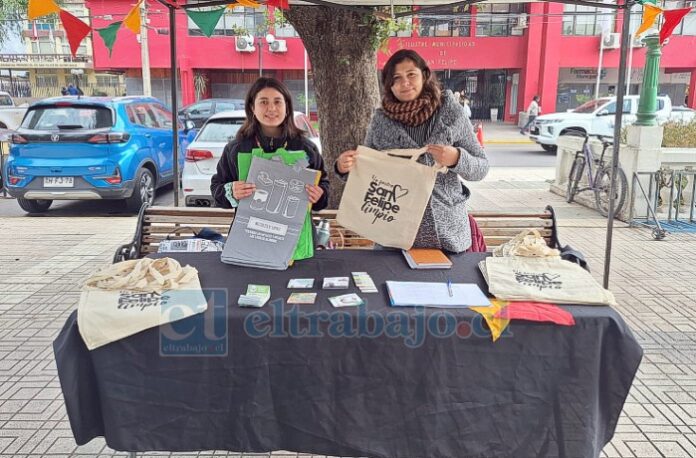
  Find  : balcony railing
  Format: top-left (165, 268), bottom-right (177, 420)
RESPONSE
top-left (0, 54), bottom-right (92, 64)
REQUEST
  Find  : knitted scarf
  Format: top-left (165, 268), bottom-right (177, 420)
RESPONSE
top-left (382, 93), bottom-right (441, 127)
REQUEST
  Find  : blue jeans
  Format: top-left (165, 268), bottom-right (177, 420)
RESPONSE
top-left (521, 115), bottom-right (537, 133)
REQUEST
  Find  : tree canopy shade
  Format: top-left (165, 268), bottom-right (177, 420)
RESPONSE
top-left (0, 0), bottom-right (28, 48)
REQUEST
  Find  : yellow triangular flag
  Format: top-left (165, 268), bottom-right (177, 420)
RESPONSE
top-left (124, 0), bottom-right (143, 34)
top-left (470, 299), bottom-right (511, 342)
top-left (635, 4), bottom-right (663, 37)
top-left (28, 0), bottom-right (60, 20)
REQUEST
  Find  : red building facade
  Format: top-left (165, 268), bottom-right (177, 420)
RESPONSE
top-left (86, 1), bottom-right (696, 122)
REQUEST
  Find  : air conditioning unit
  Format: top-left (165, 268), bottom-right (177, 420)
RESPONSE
top-left (269, 39), bottom-right (287, 53)
top-left (601, 33), bottom-right (621, 50)
top-left (632, 36), bottom-right (646, 48)
top-left (515, 14), bottom-right (528, 28)
top-left (235, 36), bottom-right (255, 53)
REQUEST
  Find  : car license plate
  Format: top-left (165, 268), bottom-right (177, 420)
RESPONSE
top-left (44, 177), bottom-right (74, 187)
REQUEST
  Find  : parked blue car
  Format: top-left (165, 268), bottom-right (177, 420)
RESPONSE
top-left (3, 96), bottom-right (195, 213)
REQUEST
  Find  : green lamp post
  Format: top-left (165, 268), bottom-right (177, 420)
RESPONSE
top-left (635, 33), bottom-right (662, 126)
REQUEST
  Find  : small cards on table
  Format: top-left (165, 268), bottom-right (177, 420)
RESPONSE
top-left (329, 293), bottom-right (364, 307)
top-left (288, 278), bottom-right (314, 289)
top-left (238, 284), bottom-right (270, 308)
top-left (351, 272), bottom-right (378, 293)
top-left (287, 292), bottom-right (317, 304)
top-left (323, 277), bottom-right (349, 289)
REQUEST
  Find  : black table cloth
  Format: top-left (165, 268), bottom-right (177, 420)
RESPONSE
top-left (54, 250), bottom-right (642, 458)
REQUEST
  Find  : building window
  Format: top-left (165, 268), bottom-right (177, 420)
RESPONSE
top-left (188, 6), bottom-right (267, 36)
top-left (30, 38), bottom-right (55, 54)
top-left (96, 75), bottom-right (120, 87)
top-left (475, 3), bottom-right (526, 37)
top-left (35, 71), bottom-right (58, 88)
top-left (418, 5), bottom-right (471, 37)
top-left (61, 42), bottom-right (87, 56)
top-left (562, 4), bottom-right (615, 36)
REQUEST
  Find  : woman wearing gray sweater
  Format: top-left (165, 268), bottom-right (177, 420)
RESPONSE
top-left (336, 49), bottom-right (489, 252)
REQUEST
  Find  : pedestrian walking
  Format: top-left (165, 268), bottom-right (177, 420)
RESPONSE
top-left (520, 95), bottom-right (541, 134)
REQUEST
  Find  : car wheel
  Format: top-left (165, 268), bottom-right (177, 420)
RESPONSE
top-left (125, 168), bottom-right (156, 213)
top-left (541, 144), bottom-right (557, 153)
top-left (17, 198), bottom-right (52, 214)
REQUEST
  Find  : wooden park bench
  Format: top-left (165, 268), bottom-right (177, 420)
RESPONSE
top-left (113, 204), bottom-right (561, 263)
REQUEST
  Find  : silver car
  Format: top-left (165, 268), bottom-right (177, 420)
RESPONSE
top-left (182, 110), bottom-right (321, 207)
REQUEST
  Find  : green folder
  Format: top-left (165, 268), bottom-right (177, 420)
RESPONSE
top-left (237, 147), bottom-right (316, 261)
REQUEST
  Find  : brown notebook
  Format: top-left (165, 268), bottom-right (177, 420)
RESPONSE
top-left (403, 248), bottom-right (453, 269)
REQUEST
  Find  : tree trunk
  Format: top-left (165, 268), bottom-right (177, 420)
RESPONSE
top-left (284, 6), bottom-right (380, 209)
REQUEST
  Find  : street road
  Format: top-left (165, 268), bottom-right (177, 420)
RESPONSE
top-left (0, 144), bottom-right (555, 217)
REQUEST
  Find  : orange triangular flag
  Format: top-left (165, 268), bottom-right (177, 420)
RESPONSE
top-left (236, 0), bottom-right (262, 7)
top-left (124, 0), bottom-right (143, 34)
top-left (635, 4), bottom-right (663, 37)
top-left (28, 0), bottom-right (60, 20)
top-left (227, 2), bottom-right (240, 8)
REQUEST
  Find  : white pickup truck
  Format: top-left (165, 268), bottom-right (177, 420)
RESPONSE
top-left (529, 95), bottom-right (695, 152)
top-left (0, 91), bottom-right (28, 130)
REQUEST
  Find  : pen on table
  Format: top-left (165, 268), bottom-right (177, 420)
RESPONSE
top-left (447, 278), bottom-right (453, 297)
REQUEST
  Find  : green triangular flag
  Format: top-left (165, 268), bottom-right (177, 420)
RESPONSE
top-left (97, 21), bottom-right (122, 57)
top-left (186, 8), bottom-right (226, 38)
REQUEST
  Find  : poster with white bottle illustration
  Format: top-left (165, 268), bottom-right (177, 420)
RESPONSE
top-left (222, 156), bottom-right (319, 270)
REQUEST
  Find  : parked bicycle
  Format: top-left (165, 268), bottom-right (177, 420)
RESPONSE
top-left (566, 133), bottom-right (628, 218)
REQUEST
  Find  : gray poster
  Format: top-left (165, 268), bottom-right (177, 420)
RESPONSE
top-left (221, 156), bottom-right (317, 270)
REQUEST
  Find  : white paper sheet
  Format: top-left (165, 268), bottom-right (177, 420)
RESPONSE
top-left (386, 281), bottom-right (491, 308)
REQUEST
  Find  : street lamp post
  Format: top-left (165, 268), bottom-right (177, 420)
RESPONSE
top-left (635, 33), bottom-right (661, 126)
top-left (257, 33), bottom-right (275, 77)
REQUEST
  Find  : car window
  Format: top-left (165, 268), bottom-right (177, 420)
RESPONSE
top-left (196, 118), bottom-right (244, 142)
top-left (0, 95), bottom-right (12, 106)
top-left (294, 115), bottom-right (311, 134)
top-left (188, 101), bottom-right (212, 115)
top-left (574, 98), bottom-right (611, 114)
top-left (127, 103), bottom-right (159, 128)
top-left (215, 101), bottom-right (237, 112)
top-left (602, 100), bottom-right (631, 115)
top-left (658, 99), bottom-right (665, 110)
top-left (150, 104), bottom-right (174, 129)
top-left (21, 105), bottom-right (113, 130)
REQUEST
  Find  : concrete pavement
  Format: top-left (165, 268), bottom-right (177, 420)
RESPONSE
top-left (475, 121), bottom-right (536, 145)
top-left (1, 166), bottom-right (695, 457)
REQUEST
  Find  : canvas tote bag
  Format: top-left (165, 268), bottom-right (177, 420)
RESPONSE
top-left (337, 146), bottom-right (447, 250)
top-left (78, 258), bottom-right (208, 350)
top-left (483, 257), bottom-right (617, 306)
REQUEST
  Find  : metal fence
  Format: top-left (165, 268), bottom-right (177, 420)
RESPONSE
top-left (631, 168), bottom-right (696, 239)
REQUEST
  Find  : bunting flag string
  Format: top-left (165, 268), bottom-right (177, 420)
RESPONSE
top-left (267, 0), bottom-right (290, 10)
top-left (97, 22), bottom-right (123, 57)
top-left (28, 0), bottom-right (60, 20)
top-left (635, 4), bottom-right (662, 37)
top-left (186, 8), bottom-right (228, 38)
top-left (660, 7), bottom-right (693, 44)
top-left (59, 10), bottom-right (92, 57)
top-left (124, 0), bottom-right (144, 35)
top-left (236, 0), bottom-right (263, 8)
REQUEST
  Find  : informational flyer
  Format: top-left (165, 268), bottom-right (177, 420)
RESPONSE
top-left (221, 156), bottom-right (319, 270)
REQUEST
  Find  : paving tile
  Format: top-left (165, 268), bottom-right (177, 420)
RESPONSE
top-left (1, 178), bottom-right (695, 458)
